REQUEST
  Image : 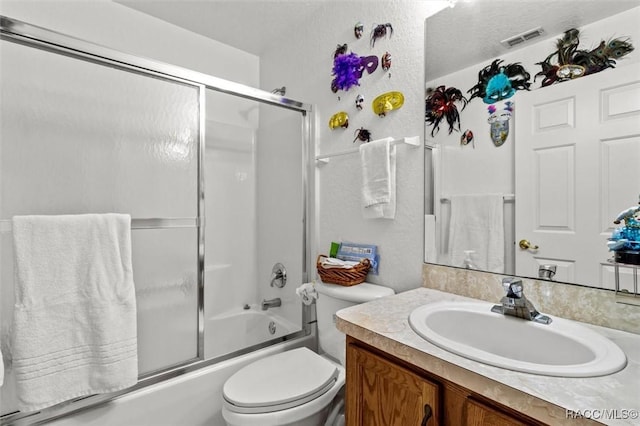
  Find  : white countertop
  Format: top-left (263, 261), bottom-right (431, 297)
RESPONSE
top-left (336, 287), bottom-right (640, 426)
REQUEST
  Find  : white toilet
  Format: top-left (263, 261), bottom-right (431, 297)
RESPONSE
top-left (221, 281), bottom-right (394, 426)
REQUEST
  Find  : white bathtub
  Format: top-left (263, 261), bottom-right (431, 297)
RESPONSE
top-left (205, 307), bottom-right (301, 359)
top-left (45, 310), bottom-right (311, 426)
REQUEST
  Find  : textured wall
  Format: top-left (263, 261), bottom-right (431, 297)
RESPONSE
top-left (260, 1), bottom-right (448, 293)
top-left (259, 2), bottom-right (640, 295)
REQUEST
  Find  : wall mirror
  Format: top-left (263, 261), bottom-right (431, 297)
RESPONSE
top-left (424, 0), bottom-right (640, 291)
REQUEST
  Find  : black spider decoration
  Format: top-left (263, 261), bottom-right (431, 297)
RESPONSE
top-left (425, 86), bottom-right (468, 137)
top-left (353, 127), bottom-right (372, 143)
top-left (370, 23), bottom-right (393, 48)
top-left (467, 59), bottom-right (531, 104)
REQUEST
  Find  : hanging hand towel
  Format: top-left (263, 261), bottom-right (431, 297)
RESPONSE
top-left (448, 194), bottom-right (504, 273)
top-left (11, 214), bottom-right (138, 412)
top-left (360, 137), bottom-right (396, 219)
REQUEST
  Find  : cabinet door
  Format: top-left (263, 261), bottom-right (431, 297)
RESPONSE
top-left (465, 398), bottom-right (529, 426)
top-left (346, 342), bottom-right (440, 426)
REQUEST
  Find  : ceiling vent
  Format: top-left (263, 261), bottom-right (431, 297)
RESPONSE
top-left (500, 27), bottom-right (545, 48)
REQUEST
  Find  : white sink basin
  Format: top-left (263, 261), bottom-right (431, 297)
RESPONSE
top-left (408, 301), bottom-right (627, 377)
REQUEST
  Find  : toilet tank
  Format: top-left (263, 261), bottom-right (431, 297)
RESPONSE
top-left (315, 281), bottom-right (394, 366)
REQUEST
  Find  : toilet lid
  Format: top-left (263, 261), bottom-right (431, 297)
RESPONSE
top-left (223, 347), bottom-right (339, 414)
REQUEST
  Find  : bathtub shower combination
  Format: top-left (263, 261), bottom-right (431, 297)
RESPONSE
top-left (0, 16), bottom-right (313, 425)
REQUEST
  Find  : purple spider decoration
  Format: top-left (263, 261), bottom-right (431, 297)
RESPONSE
top-left (425, 86), bottom-right (469, 137)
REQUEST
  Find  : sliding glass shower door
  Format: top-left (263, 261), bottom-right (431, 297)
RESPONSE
top-left (203, 90), bottom-right (305, 359)
top-left (0, 16), bottom-right (311, 421)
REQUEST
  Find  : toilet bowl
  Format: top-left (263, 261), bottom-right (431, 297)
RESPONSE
top-left (221, 347), bottom-right (345, 426)
top-left (221, 281), bottom-right (394, 426)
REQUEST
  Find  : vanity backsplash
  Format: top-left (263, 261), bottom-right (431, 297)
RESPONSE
top-left (423, 264), bottom-right (640, 335)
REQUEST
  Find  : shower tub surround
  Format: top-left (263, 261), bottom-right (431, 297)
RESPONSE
top-left (336, 287), bottom-right (640, 426)
top-left (205, 307), bottom-right (300, 359)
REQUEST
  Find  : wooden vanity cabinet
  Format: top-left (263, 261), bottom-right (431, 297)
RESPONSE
top-left (345, 336), bottom-right (545, 426)
top-left (346, 337), bottom-right (440, 425)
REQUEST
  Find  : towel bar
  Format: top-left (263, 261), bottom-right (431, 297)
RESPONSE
top-left (0, 217), bottom-right (200, 233)
top-left (440, 194), bottom-right (515, 203)
top-left (315, 135), bottom-right (421, 164)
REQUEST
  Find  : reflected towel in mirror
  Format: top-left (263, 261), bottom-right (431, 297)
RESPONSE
top-left (448, 194), bottom-right (504, 273)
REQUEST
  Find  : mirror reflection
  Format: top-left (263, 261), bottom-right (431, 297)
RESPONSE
top-left (424, 0), bottom-right (640, 290)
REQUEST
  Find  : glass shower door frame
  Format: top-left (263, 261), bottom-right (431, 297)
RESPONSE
top-left (0, 15), bottom-right (313, 424)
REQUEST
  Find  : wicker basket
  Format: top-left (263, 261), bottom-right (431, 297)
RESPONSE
top-left (316, 255), bottom-right (371, 286)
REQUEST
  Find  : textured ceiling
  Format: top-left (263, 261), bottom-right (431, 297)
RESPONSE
top-left (117, 0), bottom-right (640, 78)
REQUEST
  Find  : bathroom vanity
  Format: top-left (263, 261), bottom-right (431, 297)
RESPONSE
top-left (346, 337), bottom-right (545, 425)
top-left (336, 288), bottom-right (640, 426)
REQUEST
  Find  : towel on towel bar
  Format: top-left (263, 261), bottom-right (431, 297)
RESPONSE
top-left (360, 137), bottom-right (396, 219)
top-left (448, 194), bottom-right (504, 273)
top-left (11, 214), bottom-right (138, 412)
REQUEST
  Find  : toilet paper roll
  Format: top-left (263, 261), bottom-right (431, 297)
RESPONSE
top-left (295, 282), bottom-right (318, 305)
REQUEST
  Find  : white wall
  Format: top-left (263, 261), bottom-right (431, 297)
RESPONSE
top-left (260, 1), bottom-right (449, 293)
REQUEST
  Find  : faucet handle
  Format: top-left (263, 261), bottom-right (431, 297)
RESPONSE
top-left (270, 263), bottom-right (287, 288)
top-left (502, 277), bottom-right (523, 298)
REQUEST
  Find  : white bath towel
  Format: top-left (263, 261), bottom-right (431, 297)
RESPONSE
top-left (448, 194), bottom-right (504, 273)
top-left (11, 214), bottom-right (138, 412)
top-left (360, 137), bottom-right (396, 219)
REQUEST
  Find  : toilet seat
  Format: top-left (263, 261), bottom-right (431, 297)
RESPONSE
top-left (223, 347), bottom-right (339, 415)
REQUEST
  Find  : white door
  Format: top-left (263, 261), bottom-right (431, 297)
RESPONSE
top-left (515, 62), bottom-right (640, 288)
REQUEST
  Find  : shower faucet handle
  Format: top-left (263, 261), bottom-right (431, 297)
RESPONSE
top-left (270, 263), bottom-right (287, 288)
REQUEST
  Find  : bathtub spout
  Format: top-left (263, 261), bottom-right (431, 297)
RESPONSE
top-left (261, 298), bottom-right (281, 310)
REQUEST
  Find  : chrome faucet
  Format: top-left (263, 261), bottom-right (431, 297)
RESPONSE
top-left (491, 278), bottom-right (552, 324)
top-left (261, 297), bottom-right (281, 311)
